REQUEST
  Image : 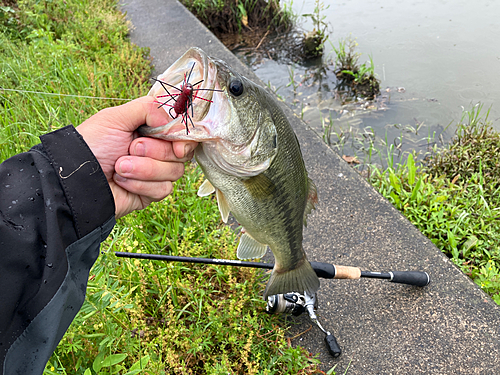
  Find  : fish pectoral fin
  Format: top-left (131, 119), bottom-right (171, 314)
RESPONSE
top-left (242, 173), bottom-right (276, 199)
top-left (197, 179), bottom-right (216, 197)
top-left (216, 189), bottom-right (230, 223)
top-left (237, 232), bottom-right (268, 260)
top-left (303, 177), bottom-right (318, 227)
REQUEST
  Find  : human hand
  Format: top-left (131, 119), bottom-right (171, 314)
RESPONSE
top-left (76, 96), bottom-right (197, 219)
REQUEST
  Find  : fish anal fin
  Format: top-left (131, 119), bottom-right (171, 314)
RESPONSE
top-left (237, 232), bottom-right (268, 260)
top-left (216, 189), bottom-right (230, 223)
top-left (303, 177), bottom-right (318, 227)
top-left (197, 179), bottom-right (216, 197)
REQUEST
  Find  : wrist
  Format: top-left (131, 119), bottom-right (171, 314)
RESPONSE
top-left (40, 126), bottom-right (116, 237)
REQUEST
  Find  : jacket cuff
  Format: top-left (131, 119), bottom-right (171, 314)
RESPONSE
top-left (39, 125), bottom-right (115, 238)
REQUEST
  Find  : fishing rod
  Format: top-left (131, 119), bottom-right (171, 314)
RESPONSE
top-left (115, 252), bottom-right (430, 358)
top-left (115, 252), bottom-right (430, 287)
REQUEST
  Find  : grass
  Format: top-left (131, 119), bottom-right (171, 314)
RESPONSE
top-left (0, 0), bottom-right (151, 160)
top-left (331, 38), bottom-right (380, 99)
top-left (6, 1), bottom-right (497, 373)
top-left (179, 0), bottom-right (294, 36)
top-left (370, 104), bottom-right (500, 304)
top-left (1, 1), bottom-right (322, 374)
top-left (330, 38), bottom-right (359, 75)
top-left (301, 0), bottom-right (329, 58)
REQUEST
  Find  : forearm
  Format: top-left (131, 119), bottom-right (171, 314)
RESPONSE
top-left (0, 126), bottom-right (115, 374)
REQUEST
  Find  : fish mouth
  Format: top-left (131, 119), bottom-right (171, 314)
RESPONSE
top-left (139, 47), bottom-right (222, 141)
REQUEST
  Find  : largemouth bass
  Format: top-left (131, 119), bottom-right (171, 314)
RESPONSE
top-left (139, 47), bottom-right (320, 299)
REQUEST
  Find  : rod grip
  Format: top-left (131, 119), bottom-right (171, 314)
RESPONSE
top-left (309, 262), bottom-right (362, 279)
top-left (310, 261), bottom-right (336, 278)
top-left (334, 265), bottom-right (361, 280)
top-left (390, 271), bottom-right (430, 287)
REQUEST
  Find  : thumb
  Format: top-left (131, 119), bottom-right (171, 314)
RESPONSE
top-left (101, 96), bottom-right (172, 132)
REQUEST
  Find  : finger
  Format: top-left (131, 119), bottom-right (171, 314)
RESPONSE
top-left (130, 138), bottom-right (198, 161)
top-left (98, 96), bottom-right (173, 132)
top-left (173, 141), bottom-right (198, 160)
top-left (115, 156), bottom-right (185, 182)
top-left (113, 175), bottom-right (174, 202)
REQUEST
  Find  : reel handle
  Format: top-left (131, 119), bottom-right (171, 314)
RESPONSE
top-left (325, 334), bottom-right (342, 358)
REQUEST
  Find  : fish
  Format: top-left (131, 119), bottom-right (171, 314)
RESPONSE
top-left (138, 47), bottom-right (320, 299)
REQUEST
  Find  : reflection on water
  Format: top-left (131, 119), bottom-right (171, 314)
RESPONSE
top-left (234, 0), bottom-right (500, 167)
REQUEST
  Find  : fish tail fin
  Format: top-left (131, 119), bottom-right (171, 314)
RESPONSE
top-left (263, 260), bottom-right (320, 300)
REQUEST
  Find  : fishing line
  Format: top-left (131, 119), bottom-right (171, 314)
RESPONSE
top-left (0, 87), bottom-right (132, 101)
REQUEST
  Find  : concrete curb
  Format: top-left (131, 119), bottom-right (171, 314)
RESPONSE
top-left (120, 1), bottom-right (500, 372)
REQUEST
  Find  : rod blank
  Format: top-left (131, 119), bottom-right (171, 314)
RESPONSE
top-left (115, 252), bottom-right (273, 269)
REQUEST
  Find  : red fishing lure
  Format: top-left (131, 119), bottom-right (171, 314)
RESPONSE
top-left (153, 63), bottom-right (221, 134)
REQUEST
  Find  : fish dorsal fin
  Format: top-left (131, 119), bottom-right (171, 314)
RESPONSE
top-left (303, 177), bottom-right (318, 227)
top-left (237, 232), bottom-right (268, 260)
top-left (216, 189), bottom-right (230, 223)
top-left (197, 179), bottom-right (216, 197)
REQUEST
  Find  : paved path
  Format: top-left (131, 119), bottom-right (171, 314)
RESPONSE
top-left (121, 1), bottom-right (500, 373)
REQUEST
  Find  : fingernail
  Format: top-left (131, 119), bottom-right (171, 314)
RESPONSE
top-left (134, 142), bottom-right (146, 156)
top-left (119, 159), bottom-right (133, 174)
top-left (184, 143), bottom-right (197, 157)
top-left (114, 174), bottom-right (127, 183)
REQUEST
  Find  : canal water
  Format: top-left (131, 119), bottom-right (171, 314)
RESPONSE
top-left (234, 0), bottom-right (500, 167)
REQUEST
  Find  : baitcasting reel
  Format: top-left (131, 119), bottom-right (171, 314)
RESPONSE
top-left (266, 291), bottom-right (342, 357)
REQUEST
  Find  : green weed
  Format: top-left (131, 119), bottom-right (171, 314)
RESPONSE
top-left (426, 104), bottom-right (500, 197)
top-left (341, 54), bottom-right (375, 85)
top-left (331, 38), bottom-right (380, 99)
top-left (302, 0), bottom-right (329, 58)
top-left (286, 64), bottom-right (300, 93)
top-left (330, 38), bottom-right (359, 75)
top-left (180, 0), bottom-right (294, 36)
top-left (321, 118), bottom-right (438, 176)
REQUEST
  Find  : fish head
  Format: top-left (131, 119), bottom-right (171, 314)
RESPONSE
top-left (139, 47), bottom-right (278, 178)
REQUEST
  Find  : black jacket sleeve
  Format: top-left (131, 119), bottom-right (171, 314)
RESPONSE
top-left (0, 125), bottom-right (116, 375)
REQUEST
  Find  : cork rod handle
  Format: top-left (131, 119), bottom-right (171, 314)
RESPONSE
top-left (333, 265), bottom-right (362, 280)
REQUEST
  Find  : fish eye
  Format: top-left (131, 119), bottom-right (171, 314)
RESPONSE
top-left (228, 78), bottom-right (244, 96)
